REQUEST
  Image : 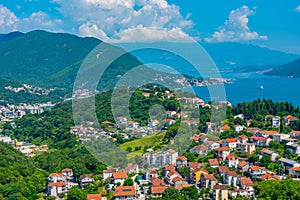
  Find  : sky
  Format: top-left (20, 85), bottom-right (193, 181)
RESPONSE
top-left (0, 0), bottom-right (300, 54)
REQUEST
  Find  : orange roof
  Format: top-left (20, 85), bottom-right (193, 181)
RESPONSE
top-left (102, 120), bottom-right (112, 124)
top-left (250, 166), bottom-right (266, 171)
top-left (292, 167), bottom-right (300, 171)
top-left (284, 115), bottom-right (297, 120)
top-left (226, 138), bottom-right (238, 143)
top-left (113, 172), bottom-right (128, 179)
top-left (175, 184), bottom-right (191, 190)
top-left (238, 135), bottom-right (248, 139)
top-left (259, 131), bottom-right (278, 135)
top-left (176, 156), bottom-right (187, 161)
top-left (226, 154), bottom-right (237, 160)
top-left (49, 181), bottom-right (66, 187)
top-left (203, 174), bottom-right (217, 181)
top-left (103, 169), bottom-right (117, 173)
top-left (62, 168), bottom-right (72, 172)
top-left (173, 176), bottom-right (185, 183)
top-left (226, 170), bottom-right (238, 177)
top-left (114, 186), bottom-right (135, 197)
top-left (188, 162), bottom-right (200, 169)
top-left (240, 177), bottom-right (253, 186)
top-left (221, 124), bottom-right (230, 130)
top-left (218, 166), bottom-right (229, 173)
top-left (151, 186), bottom-right (168, 194)
top-left (150, 177), bottom-right (165, 186)
top-left (193, 168), bottom-right (208, 174)
top-left (164, 164), bottom-right (175, 172)
top-left (238, 161), bottom-right (249, 168)
top-left (260, 173), bottom-right (281, 180)
top-left (194, 145), bottom-right (208, 151)
top-left (215, 185), bottom-right (227, 190)
top-left (49, 173), bottom-right (63, 177)
top-left (87, 194), bottom-right (102, 200)
top-left (208, 159), bottom-right (219, 166)
top-left (216, 146), bottom-right (230, 151)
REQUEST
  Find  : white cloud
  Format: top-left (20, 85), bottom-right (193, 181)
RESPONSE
top-left (0, 5), bottom-right (19, 32)
top-left (0, 5), bottom-right (63, 33)
top-left (52, 0), bottom-right (194, 42)
top-left (295, 5), bottom-right (300, 12)
top-left (205, 6), bottom-right (267, 42)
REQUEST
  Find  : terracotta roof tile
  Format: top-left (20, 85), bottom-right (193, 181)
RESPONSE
top-left (238, 161), bottom-right (249, 168)
top-left (218, 166), bottom-right (229, 173)
top-left (216, 146), bottom-right (230, 151)
top-left (151, 186), bottom-right (168, 194)
top-left (226, 138), bottom-right (238, 143)
top-left (208, 159), bottom-right (219, 166)
top-left (203, 174), bottom-right (217, 181)
top-left (113, 172), bottom-right (128, 179)
top-left (240, 177), bottom-right (253, 186)
top-left (114, 186), bottom-right (135, 197)
top-left (87, 194), bottom-right (102, 200)
top-left (49, 182), bottom-right (66, 187)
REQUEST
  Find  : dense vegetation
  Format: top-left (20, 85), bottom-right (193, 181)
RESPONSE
top-left (0, 142), bottom-right (47, 200)
top-left (265, 57), bottom-right (300, 78)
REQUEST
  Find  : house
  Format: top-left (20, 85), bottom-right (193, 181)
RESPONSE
top-left (79, 174), bottom-right (94, 188)
top-left (201, 174), bottom-right (217, 189)
top-left (165, 171), bottom-right (183, 186)
top-left (148, 120), bottom-right (160, 128)
top-left (248, 166), bottom-right (266, 178)
top-left (190, 145), bottom-right (208, 155)
top-left (173, 176), bottom-right (188, 187)
top-left (223, 170), bottom-right (238, 186)
top-left (256, 130), bottom-right (278, 138)
top-left (204, 141), bottom-right (220, 150)
top-left (238, 177), bottom-right (254, 197)
top-left (127, 121), bottom-right (139, 129)
top-left (117, 116), bottom-right (128, 125)
top-left (165, 118), bottom-right (175, 127)
top-left (240, 143), bottom-right (256, 154)
top-left (234, 114), bottom-right (244, 120)
top-left (279, 158), bottom-right (300, 175)
top-left (214, 185), bottom-right (228, 200)
top-left (163, 165), bottom-right (175, 176)
top-left (237, 161), bottom-right (249, 173)
top-left (290, 130), bottom-right (300, 139)
top-left (113, 186), bottom-right (135, 200)
top-left (145, 170), bottom-right (158, 180)
top-left (208, 159), bottom-right (219, 168)
top-left (271, 117), bottom-right (281, 128)
top-left (192, 168), bottom-right (208, 183)
top-left (188, 162), bottom-right (200, 171)
top-left (151, 186), bottom-right (168, 198)
top-left (234, 125), bottom-right (244, 133)
top-left (246, 127), bottom-right (260, 134)
top-left (222, 138), bottom-right (238, 149)
top-left (260, 149), bottom-right (279, 162)
top-left (48, 173), bottom-right (64, 183)
top-left (199, 134), bottom-right (208, 143)
top-left (143, 149), bottom-right (178, 168)
top-left (225, 154), bottom-right (239, 168)
top-left (113, 172), bottom-right (128, 185)
top-left (273, 134), bottom-right (290, 143)
top-left (290, 167), bottom-right (300, 178)
top-left (217, 166), bottom-right (229, 176)
top-left (87, 194), bottom-right (102, 200)
top-left (206, 122), bottom-right (215, 133)
top-left (103, 169), bottom-right (117, 180)
top-left (260, 173), bottom-right (281, 181)
top-left (47, 182), bottom-right (66, 197)
top-left (286, 142), bottom-right (300, 156)
top-left (237, 135), bottom-right (248, 145)
top-left (150, 176), bottom-right (165, 187)
top-left (283, 115), bottom-right (297, 125)
top-left (61, 168), bottom-right (73, 183)
top-left (250, 136), bottom-right (268, 147)
top-left (220, 124), bottom-right (231, 132)
top-left (176, 156), bottom-right (188, 168)
top-left (125, 163), bottom-right (139, 174)
top-left (215, 146), bottom-right (230, 161)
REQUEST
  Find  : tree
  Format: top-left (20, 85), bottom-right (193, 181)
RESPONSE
top-left (181, 185), bottom-right (199, 200)
top-left (178, 166), bottom-right (190, 178)
top-left (260, 155), bottom-right (271, 168)
top-left (123, 178), bottom-right (134, 186)
top-left (162, 187), bottom-right (187, 200)
top-left (67, 187), bottom-right (84, 200)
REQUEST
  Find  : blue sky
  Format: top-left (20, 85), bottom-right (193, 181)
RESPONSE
top-left (1, 0), bottom-right (300, 54)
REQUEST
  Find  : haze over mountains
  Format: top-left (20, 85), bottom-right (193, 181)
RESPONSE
top-left (0, 30), bottom-right (299, 92)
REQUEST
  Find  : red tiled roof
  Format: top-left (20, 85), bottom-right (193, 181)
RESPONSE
top-left (284, 115), bottom-right (297, 120)
top-left (218, 166), bottom-right (229, 173)
top-left (173, 176), bottom-right (184, 183)
top-left (216, 146), bottom-right (230, 151)
top-left (250, 166), bottom-right (266, 171)
top-left (193, 168), bottom-right (208, 174)
top-left (208, 159), bottom-right (219, 166)
top-left (79, 174), bottom-right (93, 181)
top-left (259, 131), bottom-right (278, 135)
top-left (226, 138), bottom-right (238, 143)
top-left (226, 170), bottom-right (238, 177)
top-left (188, 162), bottom-right (199, 169)
top-left (251, 136), bottom-right (267, 141)
top-left (221, 124), bottom-right (230, 130)
top-left (176, 156), bottom-right (187, 161)
top-left (87, 194), bottom-right (102, 200)
top-left (214, 185), bottom-right (227, 190)
top-left (150, 177), bottom-right (165, 186)
top-left (114, 186), bottom-right (135, 197)
top-left (203, 174), bottom-right (217, 181)
top-left (226, 154), bottom-right (235, 160)
top-left (103, 169), bottom-right (117, 173)
top-left (164, 164), bottom-right (175, 172)
top-left (151, 186), bottom-right (168, 194)
top-left (240, 177), bottom-right (253, 186)
top-left (238, 161), bottom-right (249, 168)
top-left (49, 173), bottom-right (63, 177)
top-left (260, 173), bottom-right (281, 180)
top-left (49, 181), bottom-right (66, 187)
top-left (62, 168), bottom-right (72, 172)
top-left (113, 172), bottom-right (128, 179)
top-left (238, 135), bottom-right (248, 139)
top-left (194, 145), bottom-right (208, 151)
top-left (292, 167), bottom-right (300, 171)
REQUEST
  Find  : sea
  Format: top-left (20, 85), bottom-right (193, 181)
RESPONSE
top-left (184, 72), bottom-right (300, 106)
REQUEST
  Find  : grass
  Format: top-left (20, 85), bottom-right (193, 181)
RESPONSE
top-left (119, 131), bottom-right (167, 162)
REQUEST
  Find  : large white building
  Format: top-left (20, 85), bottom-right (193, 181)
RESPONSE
top-left (143, 149), bottom-right (178, 168)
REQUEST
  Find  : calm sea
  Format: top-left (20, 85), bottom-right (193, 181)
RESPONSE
top-left (185, 72), bottom-right (300, 106)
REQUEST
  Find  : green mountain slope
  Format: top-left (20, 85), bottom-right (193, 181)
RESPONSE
top-left (264, 57), bottom-right (300, 77)
top-left (0, 30), bottom-right (142, 90)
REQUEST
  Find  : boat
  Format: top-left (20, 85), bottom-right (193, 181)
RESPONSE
top-left (260, 85), bottom-right (264, 90)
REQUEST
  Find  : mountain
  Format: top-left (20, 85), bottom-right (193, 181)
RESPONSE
top-left (0, 31), bottom-right (24, 42)
top-left (264, 57), bottom-right (300, 77)
top-left (0, 30), bottom-right (142, 90)
top-left (201, 42), bottom-right (299, 69)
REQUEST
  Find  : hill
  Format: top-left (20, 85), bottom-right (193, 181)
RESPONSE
top-left (201, 42), bottom-right (299, 69)
top-left (0, 30), bottom-right (142, 90)
top-left (264, 57), bottom-right (300, 78)
top-left (0, 31), bottom-right (24, 42)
